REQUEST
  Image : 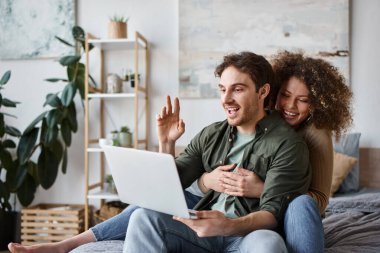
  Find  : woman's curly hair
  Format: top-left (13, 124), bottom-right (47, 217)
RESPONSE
top-left (271, 51), bottom-right (353, 138)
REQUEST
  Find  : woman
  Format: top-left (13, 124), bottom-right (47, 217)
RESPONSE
top-left (201, 51), bottom-right (352, 253)
top-left (8, 52), bottom-right (352, 253)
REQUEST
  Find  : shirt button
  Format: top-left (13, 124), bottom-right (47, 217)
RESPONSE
top-left (219, 161), bottom-right (223, 164)
top-left (229, 138), bottom-right (232, 142)
top-left (265, 128), bottom-right (268, 132)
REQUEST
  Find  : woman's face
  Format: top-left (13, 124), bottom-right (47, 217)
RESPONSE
top-left (276, 77), bottom-right (311, 128)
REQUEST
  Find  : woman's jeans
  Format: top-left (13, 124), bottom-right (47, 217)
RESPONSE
top-left (90, 191), bottom-right (202, 241)
top-left (284, 195), bottom-right (324, 253)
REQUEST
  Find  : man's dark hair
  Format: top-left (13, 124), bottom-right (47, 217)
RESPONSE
top-left (215, 52), bottom-right (276, 107)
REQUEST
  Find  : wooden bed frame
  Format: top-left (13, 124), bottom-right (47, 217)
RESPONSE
top-left (359, 147), bottom-right (380, 189)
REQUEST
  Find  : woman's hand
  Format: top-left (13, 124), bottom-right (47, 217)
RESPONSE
top-left (200, 164), bottom-right (237, 193)
top-left (220, 168), bottom-right (264, 198)
top-left (157, 96), bottom-right (185, 155)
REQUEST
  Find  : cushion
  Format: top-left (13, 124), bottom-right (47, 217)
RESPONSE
top-left (333, 133), bottom-right (361, 193)
top-left (330, 152), bottom-right (357, 196)
top-left (69, 240), bottom-right (123, 253)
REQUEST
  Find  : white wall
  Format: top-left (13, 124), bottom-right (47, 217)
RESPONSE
top-left (0, 0), bottom-right (378, 207)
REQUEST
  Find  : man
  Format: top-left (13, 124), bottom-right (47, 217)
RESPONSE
top-left (124, 52), bottom-right (311, 252)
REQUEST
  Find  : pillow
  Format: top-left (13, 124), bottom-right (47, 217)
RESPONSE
top-left (330, 151), bottom-right (357, 196)
top-left (333, 133), bottom-right (361, 193)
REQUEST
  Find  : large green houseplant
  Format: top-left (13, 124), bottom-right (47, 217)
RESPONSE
top-left (0, 26), bottom-right (95, 212)
top-left (0, 70), bottom-right (23, 248)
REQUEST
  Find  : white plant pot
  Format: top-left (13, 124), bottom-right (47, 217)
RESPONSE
top-left (119, 132), bottom-right (132, 147)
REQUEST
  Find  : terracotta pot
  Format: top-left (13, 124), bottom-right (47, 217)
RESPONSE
top-left (108, 21), bottom-right (127, 39)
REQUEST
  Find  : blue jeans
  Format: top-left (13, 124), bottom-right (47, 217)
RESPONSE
top-left (91, 191), bottom-right (202, 241)
top-left (284, 195), bottom-right (324, 253)
top-left (124, 208), bottom-right (287, 253)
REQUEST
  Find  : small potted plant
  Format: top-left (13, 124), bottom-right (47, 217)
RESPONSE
top-left (129, 73), bottom-right (141, 88)
top-left (109, 130), bottom-right (120, 146)
top-left (119, 126), bottom-right (132, 147)
top-left (108, 15), bottom-right (129, 39)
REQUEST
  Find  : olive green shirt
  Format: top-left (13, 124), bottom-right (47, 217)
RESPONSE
top-left (175, 110), bottom-right (311, 224)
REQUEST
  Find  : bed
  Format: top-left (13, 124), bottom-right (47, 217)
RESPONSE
top-left (323, 147), bottom-right (380, 253)
top-left (71, 148), bottom-right (380, 253)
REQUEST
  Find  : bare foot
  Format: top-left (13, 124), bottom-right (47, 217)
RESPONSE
top-left (8, 242), bottom-right (66, 253)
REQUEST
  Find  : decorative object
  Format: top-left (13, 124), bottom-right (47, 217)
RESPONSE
top-left (330, 151), bottom-right (357, 195)
top-left (105, 175), bottom-right (117, 194)
top-left (108, 15), bottom-right (129, 39)
top-left (179, 0), bottom-right (349, 98)
top-left (119, 126), bottom-right (132, 147)
top-left (21, 204), bottom-right (84, 245)
top-left (106, 73), bottom-right (122, 93)
top-left (108, 130), bottom-right (120, 146)
top-left (129, 73), bottom-right (141, 88)
top-left (0, 0), bottom-right (75, 59)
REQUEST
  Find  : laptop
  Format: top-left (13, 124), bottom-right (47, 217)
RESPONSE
top-left (100, 143), bottom-right (197, 219)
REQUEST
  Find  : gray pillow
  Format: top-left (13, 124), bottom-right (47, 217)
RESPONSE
top-left (333, 133), bottom-right (361, 193)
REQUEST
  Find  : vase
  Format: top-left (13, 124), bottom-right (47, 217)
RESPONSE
top-left (108, 21), bottom-right (127, 39)
top-left (119, 132), bottom-right (132, 147)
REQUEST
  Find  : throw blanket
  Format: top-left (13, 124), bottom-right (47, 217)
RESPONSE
top-left (324, 192), bottom-right (380, 253)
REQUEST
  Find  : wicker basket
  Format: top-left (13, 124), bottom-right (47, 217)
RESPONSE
top-left (21, 204), bottom-right (84, 245)
top-left (93, 201), bottom-right (128, 225)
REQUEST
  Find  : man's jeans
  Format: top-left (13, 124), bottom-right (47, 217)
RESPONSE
top-left (91, 191), bottom-right (202, 241)
top-left (284, 195), bottom-right (324, 253)
top-left (124, 208), bottom-right (287, 253)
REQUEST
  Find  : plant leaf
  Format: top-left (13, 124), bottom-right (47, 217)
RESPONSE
top-left (39, 118), bottom-right (48, 143)
top-left (37, 146), bottom-right (59, 189)
top-left (0, 114), bottom-right (4, 137)
top-left (49, 139), bottom-right (63, 162)
top-left (0, 70), bottom-right (11, 85)
top-left (23, 111), bottom-right (47, 134)
top-left (72, 26), bottom-right (85, 41)
top-left (67, 103), bottom-right (78, 133)
top-left (55, 36), bottom-right (75, 47)
top-left (61, 119), bottom-right (72, 146)
top-left (59, 55), bottom-right (81, 66)
top-left (61, 82), bottom-right (77, 107)
top-left (2, 139), bottom-right (16, 148)
top-left (17, 127), bottom-right (39, 165)
top-left (44, 93), bottom-right (62, 108)
top-left (0, 180), bottom-right (11, 211)
top-left (46, 109), bottom-right (63, 129)
top-left (45, 78), bottom-right (68, 83)
top-left (1, 98), bottom-right (19, 107)
top-left (5, 126), bottom-right (21, 137)
top-left (46, 125), bottom-right (58, 145)
top-left (61, 147), bottom-right (68, 174)
top-left (0, 149), bottom-right (13, 170)
top-left (17, 173), bottom-right (38, 207)
top-left (6, 161), bottom-right (27, 192)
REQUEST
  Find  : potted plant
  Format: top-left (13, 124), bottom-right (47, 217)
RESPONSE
top-left (108, 15), bottom-right (129, 39)
top-left (119, 126), bottom-right (132, 147)
top-left (0, 70), bottom-right (23, 249)
top-left (109, 130), bottom-right (120, 146)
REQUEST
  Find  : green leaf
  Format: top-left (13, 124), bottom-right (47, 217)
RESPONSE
top-left (6, 161), bottom-right (27, 192)
top-left (37, 146), bottom-right (59, 189)
top-left (1, 98), bottom-right (19, 107)
top-left (5, 126), bottom-right (21, 137)
top-left (61, 147), bottom-right (68, 174)
top-left (0, 70), bottom-right (11, 85)
top-left (27, 161), bottom-right (39, 185)
top-left (17, 173), bottom-right (38, 207)
top-left (17, 127), bottom-right (39, 165)
top-left (0, 114), bottom-right (4, 137)
top-left (67, 103), bottom-right (78, 133)
top-left (46, 125), bottom-right (58, 145)
top-left (44, 93), bottom-right (62, 108)
top-left (2, 139), bottom-right (16, 148)
top-left (39, 118), bottom-right (48, 143)
top-left (72, 26), bottom-right (85, 41)
top-left (61, 119), bottom-right (72, 146)
top-left (61, 83), bottom-right (77, 107)
top-left (46, 109), bottom-right (63, 128)
top-left (23, 111), bottom-right (47, 134)
top-left (59, 55), bottom-right (81, 66)
top-left (45, 78), bottom-right (68, 83)
top-left (49, 139), bottom-right (63, 162)
top-left (0, 149), bottom-right (13, 170)
top-left (55, 36), bottom-right (75, 47)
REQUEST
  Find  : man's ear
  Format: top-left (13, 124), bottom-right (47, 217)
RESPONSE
top-left (258, 83), bottom-right (270, 100)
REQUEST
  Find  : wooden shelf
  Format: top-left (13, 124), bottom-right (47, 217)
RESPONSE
top-left (88, 38), bottom-right (146, 50)
top-left (88, 93), bottom-right (136, 99)
top-left (87, 190), bottom-right (119, 200)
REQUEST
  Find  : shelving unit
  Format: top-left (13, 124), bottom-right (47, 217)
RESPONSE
top-left (83, 32), bottom-right (149, 229)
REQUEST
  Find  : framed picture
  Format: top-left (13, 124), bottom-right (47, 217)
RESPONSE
top-left (179, 0), bottom-right (349, 98)
top-left (0, 0), bottom-right (75, 60)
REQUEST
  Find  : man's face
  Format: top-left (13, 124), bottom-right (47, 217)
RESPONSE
top-left (218, 66), bottom-right (266, 134)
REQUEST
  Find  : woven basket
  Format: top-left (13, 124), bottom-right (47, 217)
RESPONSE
top-left (94, 201), bottom-right (128, 225)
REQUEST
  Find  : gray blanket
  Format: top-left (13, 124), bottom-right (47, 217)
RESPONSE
top-left (324, 192), bottom-right (380, 253)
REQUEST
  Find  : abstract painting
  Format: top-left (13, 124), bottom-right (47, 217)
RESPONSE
top-left (0, 0), bottom-right (75, 59)
top-left (179, 0), bottom-right (349, 98)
